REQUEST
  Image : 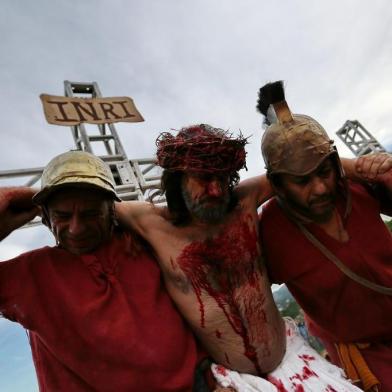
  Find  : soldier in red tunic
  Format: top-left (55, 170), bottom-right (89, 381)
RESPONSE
top-left (257, 81), bottom-right (392, 391)
top-left (0, 151), bottom-right (203, 391)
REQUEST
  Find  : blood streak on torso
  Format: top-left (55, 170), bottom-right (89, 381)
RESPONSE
top-left (177, 213), bottom-right (266, 374)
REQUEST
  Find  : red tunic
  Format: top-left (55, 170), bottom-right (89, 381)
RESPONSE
top-left (0, 230), bottom-right (200, 391)
top-left (260, 182), bottom-right (392, 389)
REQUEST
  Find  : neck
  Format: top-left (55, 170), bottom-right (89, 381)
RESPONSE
top-left (190, 215), bottom-right (225, 228)
top-left (317, 208), bottom-right (349, 242)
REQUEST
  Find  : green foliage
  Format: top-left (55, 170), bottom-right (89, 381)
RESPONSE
top-left (386, 219), bottom-right (392, 232)
top-left (280, 299), bottom-right (300, 319)
top-left (274, 285), bottom-right (325, 354)
top-left (307, 334), bottom-right (325, 354)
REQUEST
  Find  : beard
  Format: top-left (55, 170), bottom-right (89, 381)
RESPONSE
top-left (182, 188), bottom-right (230, 224)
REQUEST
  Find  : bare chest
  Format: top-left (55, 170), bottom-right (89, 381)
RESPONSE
top-left (160, 213), bottom-right (261, 294)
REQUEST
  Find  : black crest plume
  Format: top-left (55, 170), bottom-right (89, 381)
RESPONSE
top-left (256, 81), bottom-right (285, 118)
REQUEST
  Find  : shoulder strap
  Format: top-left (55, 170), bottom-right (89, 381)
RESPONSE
top-left (297, 222), bottom-right (392, 296)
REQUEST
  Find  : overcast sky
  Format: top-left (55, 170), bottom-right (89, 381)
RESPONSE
top-left (0, 0), bottom-right (392, 389)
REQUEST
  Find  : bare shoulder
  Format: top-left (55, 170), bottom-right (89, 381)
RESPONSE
top-left (115, 201), bottom-right (169, 236)
top-left (234, 175), bottom-right (273, 209)
top-left (116, 200), bottom-right (163, 217)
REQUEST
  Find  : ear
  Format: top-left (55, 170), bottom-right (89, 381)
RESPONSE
top-left (268, 173), bottom-right (286, 200)
top-left (109, 201), bottom-right (118, 227)
top-left (40, 206), bottom-right (52, 230)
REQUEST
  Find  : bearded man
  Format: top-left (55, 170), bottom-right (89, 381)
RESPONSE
top-left (116, 124), bottom-right (364, 391)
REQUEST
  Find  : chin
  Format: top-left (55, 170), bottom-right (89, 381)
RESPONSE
top-left (65, 244), bottom-right (98, 255)
top-left (196, 208), bottom-right (227, 223)
top-left (310, 208), bottom-right (334, 223)
top-left (67, 248), bottom-right (88, 255)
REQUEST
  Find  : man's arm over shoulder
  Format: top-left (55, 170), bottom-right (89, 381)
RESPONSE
top-left (342, 153), bottom-right (392, 188)
top-left (342, 153), bottom-right (392, 214)
top-left (235, 174), bottom-right (273, 209)
top-left (115, 201), bottom-right (167, 238)
top-left (0, 187), bottom-right (39, 241)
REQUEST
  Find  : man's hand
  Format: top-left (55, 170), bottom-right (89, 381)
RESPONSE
top-left (355, 152), bottom-right (392, 193)
top-left (0, 187), bottom-right (39, 241)
top-left (355, 152), bottom-right (392, 180)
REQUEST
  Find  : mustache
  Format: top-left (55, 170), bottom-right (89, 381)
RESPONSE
top-left (198, 196), bottom-right (223, 203)
top-left (63, 234), bottom-right (93, 242)
top-left (309, 194), bottom-right (334, 206)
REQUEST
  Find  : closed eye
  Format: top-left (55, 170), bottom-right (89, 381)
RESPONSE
top-left (291, 176), bottom-right (310, 185)
top-left (53, 212), bottom-right (71, 220)
top-left (82, 210), bottom-right (102, 218)
top-left (316, 164), bottom-right (333, 178)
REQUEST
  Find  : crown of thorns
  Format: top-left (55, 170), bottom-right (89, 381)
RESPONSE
top-left (156, 124), bottom-right (248, 174)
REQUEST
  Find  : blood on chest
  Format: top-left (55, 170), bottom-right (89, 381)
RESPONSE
top-left (176, 214), bottom-right (266, 374)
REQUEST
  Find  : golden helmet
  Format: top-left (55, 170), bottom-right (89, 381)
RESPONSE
top-left (257, 81), bottom-right (338, 176)
top-left (33, 150), bottom-right (120, 204)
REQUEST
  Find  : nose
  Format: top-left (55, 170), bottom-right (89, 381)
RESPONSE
top-left (311, 176), bottom-right (328, 196)
top-left (206, 180), bottom-right (223, 197)
top-left (68, 214), bottom-right (85, 236)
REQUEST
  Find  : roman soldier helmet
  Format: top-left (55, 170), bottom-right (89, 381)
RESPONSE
top-left (256, 81), bottom-right (342, 178)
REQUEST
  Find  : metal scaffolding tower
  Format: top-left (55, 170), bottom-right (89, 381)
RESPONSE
top-left (0, 81), bottom-right (164, 227)
top-left (62, 80), bottom-right (162, 201)
top-left (336, 120), bottom-right (387, 157)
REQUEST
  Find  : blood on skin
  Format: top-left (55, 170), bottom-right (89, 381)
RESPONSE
top-left (215, 330), bottom-right (222, 338)
top-left (177, 214), bottom-right (265, 374)
top-left (267, 375), bottom-right (289, 392)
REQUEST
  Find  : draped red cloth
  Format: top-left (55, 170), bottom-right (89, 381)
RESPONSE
top-left (260, 182), bottom-right (392, 390)
top-left (0, 230), bottom-right (200, 391)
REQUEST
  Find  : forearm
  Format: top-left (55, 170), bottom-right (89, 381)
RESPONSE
top-left (114, 200), bottom-right (156, 236)
top-left (115, 201), bottom-right (138, 229)
top-left (258, 175), bottom-right (274, 205)
top-left (0, 187), bottom-right (38, 241)
top-left (236, 175), bottom-right (274, 208)
top-left (340, 157), bottom-right (361, 181)
top-left (341, 154), bottom-right (392, 193)
top-left (0, 211), bottom-right (37, 241)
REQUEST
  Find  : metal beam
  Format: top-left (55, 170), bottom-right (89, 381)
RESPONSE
top-left (336, 120), bottom-right (387, 156)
